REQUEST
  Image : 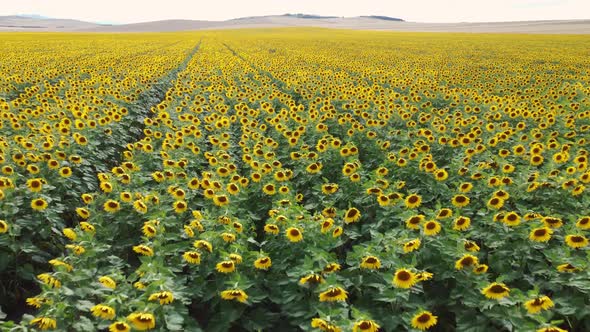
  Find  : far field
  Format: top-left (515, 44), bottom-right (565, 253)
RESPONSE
top-left (0, 29), bottom-right (589, 331)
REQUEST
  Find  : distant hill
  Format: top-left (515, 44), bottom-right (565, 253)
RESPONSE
top-left (1, 14), bottom-right (589, 34)
top-left (360, 15), bottom-right (404, 22)
top-left (0, 15), bottom-right (101, 31)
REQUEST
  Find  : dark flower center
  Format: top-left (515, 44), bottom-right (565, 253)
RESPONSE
top-left (490, 285), bottom-right (507, 293)
top-left (397, 271), bottom-right (411, 281)
top-left (417, 313), bottom-right (431, 323)
top-left (426, 222), bottom-right (436, 230)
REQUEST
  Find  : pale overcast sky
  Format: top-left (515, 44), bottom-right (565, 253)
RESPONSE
top-left (2, 0), bottom-right (589, 24)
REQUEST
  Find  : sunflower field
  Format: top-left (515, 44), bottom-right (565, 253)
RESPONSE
top-left (1, 29), bottom-right (589, 332)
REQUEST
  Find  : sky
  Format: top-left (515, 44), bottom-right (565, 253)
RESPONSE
top-left (2, 0), bottom-right (589, 24)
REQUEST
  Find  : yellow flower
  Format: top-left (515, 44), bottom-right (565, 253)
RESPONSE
top-left (103, 199), bottom-right (120, 213)
top-left (127, 312), bottom-right (156, 331)
top-left (26, 178), bottom-right (44, 192)
top-left (254, 256), bottom-right (272, 270)
top-left (220, 289), bottom-right (248, 303)
top-left (173, 200), bottom-right (188, 213)
top-left (286, 227), bottom-right (303, 242)
top-left (353, 320), bottom-right (380, 332)
top-left (423, 220), bottom-right (441, 236)
top-left (344, 207), bottom-right (361, 223)
top-left (183, 251), bottom-right (201, 264)
top-left (529, 227), bottom-right (553, 242)
top-left (565, 234), bottom-right (588, 248)
top-left (524, 296), bottom-right (554, 314)
top-left (411, 311), bottom-right (438, 330)
top-left (216, 260), bottom-right (235, 273)
top-left (403, 239), bottom-right (421, 253)
top-left (360, 256), bottom-right (381, 269)
top-left (405, 215), bottom-right (425, 230)
top-left (481, 282), bottom-right (510, 300)
top-left (319, 287), bottom-right (348, 302)
top-left (98, 276), bottom-right (116, 289)
top-left (148, 291), bottom-right (174, 305)
top-left (31, 198), bottom-right (48, 211)
top-left (30, 317), bottom-right (57, 330)
top-left (0, 220), bottom-right (9, 234)
top-left (451, 194), bottom-right (470, 207)
top-left (392, 268), bottom-right (417, 289)
top-left (536, 327), bottom-right (567, 332)
top-left (37, 273), bottom-right (61, 288)
top-left (453, 216), bottom-right (471, 231)
top-left (299, 273), bottom-right (324, 285)
top-left (455, 254), bottom-right (478, 270)
top-left (109, 321), bottom-right (131, 332)
top-left (404, 194), bottom-right (422, 208)
top-left (133, 244), bottom-right (154, 256)
top-left (91, 304), bottom-right (116, 320)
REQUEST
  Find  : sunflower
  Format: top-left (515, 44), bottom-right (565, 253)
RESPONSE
top-left (91, 304), bottom-right (116, 320)
top-left (542, 217), bottom-right (563, 228)
top-left (529, 227), bottom-right (552, 242)
top-left (473, 264), bottom-right (489, 274)
top-left (536, 327), bottom-right (568, 332)
top-left (26, 178), bottom-right (44, 192)
top-left (0, 220), bottom-right (9, 233)
top-left (286, 227), bottom-right (303, 242)
top-left (133, 200), bottom-right (148, 214)
top-left (194, 240), bottom-right (213, 252)
top-left (458, 182), bottom-right (473, 193)
top-left (103, 199), bottom-right (120, 213)
top-left (173, 200), bottom-right (188, 213)
top-left (254, 256), bottom-right (272, 270)
top-left (434, 169), bottom-right (448, 181)
top-left (133, 245), bottom-right (154, 257)
top-left (221, 289), bottom-right (248, 303)
top-left (423, 220), bottom-right (441, 236)
top-left (464, 240), bottom-right (480, 252)
top-left (98, 276), bottom-right (116, 289)
top-left (392, 268), bottom-right (417, 289)
top-left (264, 224), bottom-right (280, 235)
top-left (451, 194), bottom-right (470, 208)
top-left (557, 263), bottom-right (580, 273)
top-left (213, 195), bottom-right (229, 206)
top-left (405, 215), bottom-right (425, 230)
top-left (29, 317), bottom-right (57, 330)
top-left (411, 311), bottom-right (438, 330)
top-left (320, 218), bottom-right (334, 233)
top-left (319, 287), bottom-right (348, 302)
top-left (58, 166), bottom-right (72, 178)
top-left (402, 239), bottom-right (420, 253)
top-left (436, 208), bottom-right (453, 220)
top-left (524, 296), bottom-right (554, 314)
top-left (352, 320), bottom-right (380, 332)
top-left (565, 234), bottom-right (588, 248)
top-left (404, 194), bottom-right (422, 208)
top-left (502, 212), bottom-right (521, 227)
top-left (453, 216), bottom-right (471, 231)
top-left (360, 256), bottom-right (381, 269)
top-left (109, 321), bottom-right (131, 332)
top-left (332, 226), bottom-right (343, 237)
top-left (216, 260), bottom-right (235, 273)
top-left (31, 198), bottom-right (48, 211)
top-left (321, 183), bottom-right (339, 194)
top-left (455, 254), bottom-right (478, 270)
top-left (183, 251), bottom-right (201, 264)
top-left (486, 197), bottom-right (504, 210)
top-left (481, 282), bottom-right (510, 300)
top-left (299, 273), bottom-right (324, 285)
top-left (344, 207), bottom-right (361, 223)
top-left (127, 312), bottom-right (156, 331)
top-left (576, 216), bottom-right (590, 229)
top-left (148, 291), bottom-right (174, 305)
